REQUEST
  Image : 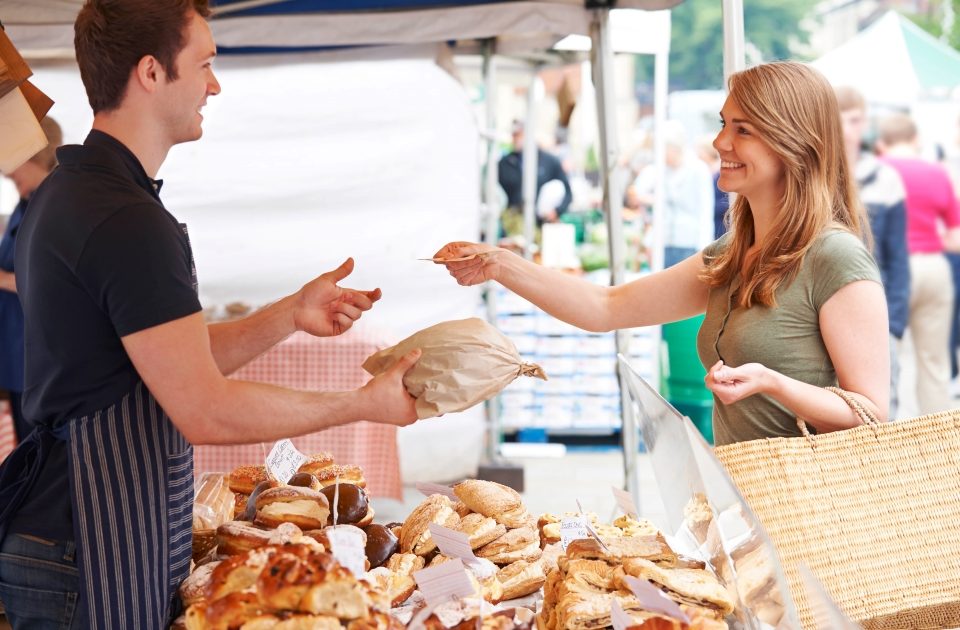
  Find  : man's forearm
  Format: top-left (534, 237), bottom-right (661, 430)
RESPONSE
top-left (207, 294), bottom-right (297, 375)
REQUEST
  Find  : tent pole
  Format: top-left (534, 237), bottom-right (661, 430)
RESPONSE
top-left (590, 9), bottom-right (638, 510)
top-left (481, 38), bottom-right (502, 463)
top-left (522, 68), bottom-right (540, 260)
top-left (722, 0), bottom-right (746, 81)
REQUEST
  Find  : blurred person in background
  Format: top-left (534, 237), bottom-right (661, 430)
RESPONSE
top-left (0, 116), bottom-right (62, 444)
top-left (632, 120), bottom-right (715, 268)
top-left (498, 120), bottom-right (572, 226)
top-left (877, 112), bottom-right (960, 414)
top-left (835, 87), bottom-right (909, 419)
top-left (696, 136), bottom-right (731, 239)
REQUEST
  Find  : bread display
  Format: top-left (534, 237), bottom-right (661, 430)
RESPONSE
top-left (185, 465), bottom-right (739, 629)
top-left (538, 518), bottom-right (732, 630)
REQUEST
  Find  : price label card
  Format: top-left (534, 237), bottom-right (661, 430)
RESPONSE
top-left (560, 516), bottom-right (590, 551)
top-left (415, 482), bottom-right (459, 501)
top-left (610, 598), bottom-right (633, 630)
top-left (429, 523), bottom-right (480, 566)
top-left (325, 526), bottom-right (367, 578)
top-left (612, 486), bottom-right (638, 519)
top-left (414, 558), bottom-right (476, 607)
top-left (265, 439), bottom-right (307, 484)
top-left (623, 576), bottom-right (690, 623)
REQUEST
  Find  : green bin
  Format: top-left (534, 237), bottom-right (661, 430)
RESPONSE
top-left (660, 315), bottom-right (714, 444)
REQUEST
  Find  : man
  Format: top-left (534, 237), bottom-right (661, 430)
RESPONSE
top-left (498, 120), bottom-right (572, 225)
top-left (835, 86), bottom-right (909, 419)
top-left (0, 2), bottom-right (420, 628)
top-left (878, 112), bottom-right (960, 415)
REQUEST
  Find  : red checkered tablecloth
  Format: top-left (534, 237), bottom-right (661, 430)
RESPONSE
top-left (193, 324), bottom-right (403, 499)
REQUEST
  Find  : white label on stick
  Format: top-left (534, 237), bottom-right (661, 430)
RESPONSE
top-left (414, 558), bottom-right (476, 607)
top-left (560, 516), bottom-right (590, 551)
top-left (623, 576), bottom-right (690, 623)
top-left (612, 486), bottom-right (638, 518)
top-left (429, 523), bottom-right (480, 566)
top-left (610, 598), bottom-right (633, 630)
top-left (265, 439), bottom-right (307, 484)
top-left (415, 482), bottom-right (459, 500)
top-left (325, 527), bottom-right (367, 578)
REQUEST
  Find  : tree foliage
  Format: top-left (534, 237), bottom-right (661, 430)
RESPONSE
top-left (636, 0), bottom-right (819, 92)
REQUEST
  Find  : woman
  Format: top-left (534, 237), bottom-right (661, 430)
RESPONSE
top-left (0, 116), bottom-right (61, 443)
top-left (436, 62), bottom-right (889, 445)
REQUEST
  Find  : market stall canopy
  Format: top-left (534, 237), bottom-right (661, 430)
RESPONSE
top-left (812, 10), bottom-right (960, 106)
top-left (4, 0), bottom-right (682, 58)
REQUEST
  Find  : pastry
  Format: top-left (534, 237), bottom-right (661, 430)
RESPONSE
top-left (288, 472), bottom-right (322, 491)
top-left (240, 480), bottom-right (281, 522)
top-left (456, 512), bottom-right (507, 549)
top-left (319, 483), bottom-right (370, 526)
top-left (497, 559), bottom-right (546, 600)
top-left (364, 567), bottom-right (417, 607)
top-left (216, 521), bottom-right (275, 557)
top-left (314, 464), bottom-right (366, 489)
top-left (384, 552), bottom-right (425, 576)
top-left (564, 535), bottom-right (677, 565)
top-left (254, 486), bottom-right (330, 530)
top-left (297, 452), bottom-right (336, 476)
top-left (179, 560), bottom-right (221, 606)
top-left (619, 557), bottom-right (735, 616)
top-left (228, 465), bottom-right (273, 495)
top-left (362, 523), bottom-right (399, 569)
top-left (475, 526), bottom-right (541, 564)
top-left (399, 494), bottom-right (460, 556)
top-left (453, 480), bottom-right (532, 528)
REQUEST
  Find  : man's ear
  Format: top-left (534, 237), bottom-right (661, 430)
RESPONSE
top-left (134, 55), bottom-right (165, 93)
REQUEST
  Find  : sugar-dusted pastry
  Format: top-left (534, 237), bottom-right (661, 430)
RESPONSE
top-left (456, 512), bottom-right (508, 550)
top-left (497, 559), bottom-right (546, 600)
top-left (399, 494), bottom-right (460, 556)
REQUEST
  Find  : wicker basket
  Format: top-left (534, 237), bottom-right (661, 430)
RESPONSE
top-left (715, 410), bottom-right (960, 629)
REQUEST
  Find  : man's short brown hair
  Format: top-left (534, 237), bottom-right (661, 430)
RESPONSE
top-left (74, 0), bottom-right (211, 114)
top-left (834, 86), bottom-right (865, 113)
top-left (878, 112), bottom-right (918, 146)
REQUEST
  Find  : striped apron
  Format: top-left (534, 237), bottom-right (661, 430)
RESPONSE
top-left (0, 222), bottom-right (199, 628)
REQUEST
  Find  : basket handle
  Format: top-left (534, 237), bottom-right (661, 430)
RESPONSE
top-left (796, 386), bottom-right (880, 439)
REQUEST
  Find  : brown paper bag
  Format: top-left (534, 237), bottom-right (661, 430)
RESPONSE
top-left (362, 317), bottom-right (547, 419)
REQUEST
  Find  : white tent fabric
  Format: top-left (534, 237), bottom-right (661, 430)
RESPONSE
top-left (812, 10), bottom-right (960, 106)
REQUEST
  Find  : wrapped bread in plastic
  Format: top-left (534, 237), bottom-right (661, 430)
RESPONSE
top-left (362, 318), bottom-right (546, 419)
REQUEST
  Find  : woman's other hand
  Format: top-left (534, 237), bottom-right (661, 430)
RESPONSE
top-left (705, 360), bottom-right (774, 405)
top-left (432, 241), bottom-right (503, 286)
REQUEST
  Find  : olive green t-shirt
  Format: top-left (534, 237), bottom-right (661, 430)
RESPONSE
top-left (696, 229), bottom-right (881, 445)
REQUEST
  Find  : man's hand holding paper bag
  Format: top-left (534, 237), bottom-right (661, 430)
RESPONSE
top-left (362, 318), bottom-right (547, 419)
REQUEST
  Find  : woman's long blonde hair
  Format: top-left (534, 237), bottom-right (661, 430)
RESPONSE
top-left (700, 61), bottom-right (870, 308)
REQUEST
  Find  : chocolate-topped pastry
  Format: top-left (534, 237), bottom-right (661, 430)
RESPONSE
top-left (320, 483), bottom-right (368, 525)
top-left (287, 472), bottom-right (321, 491)
top-left (362, 523), bottom-right (399, 569)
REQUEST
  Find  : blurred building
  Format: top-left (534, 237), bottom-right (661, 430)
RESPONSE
top-left (808, 0), bottom-right (940, 55)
